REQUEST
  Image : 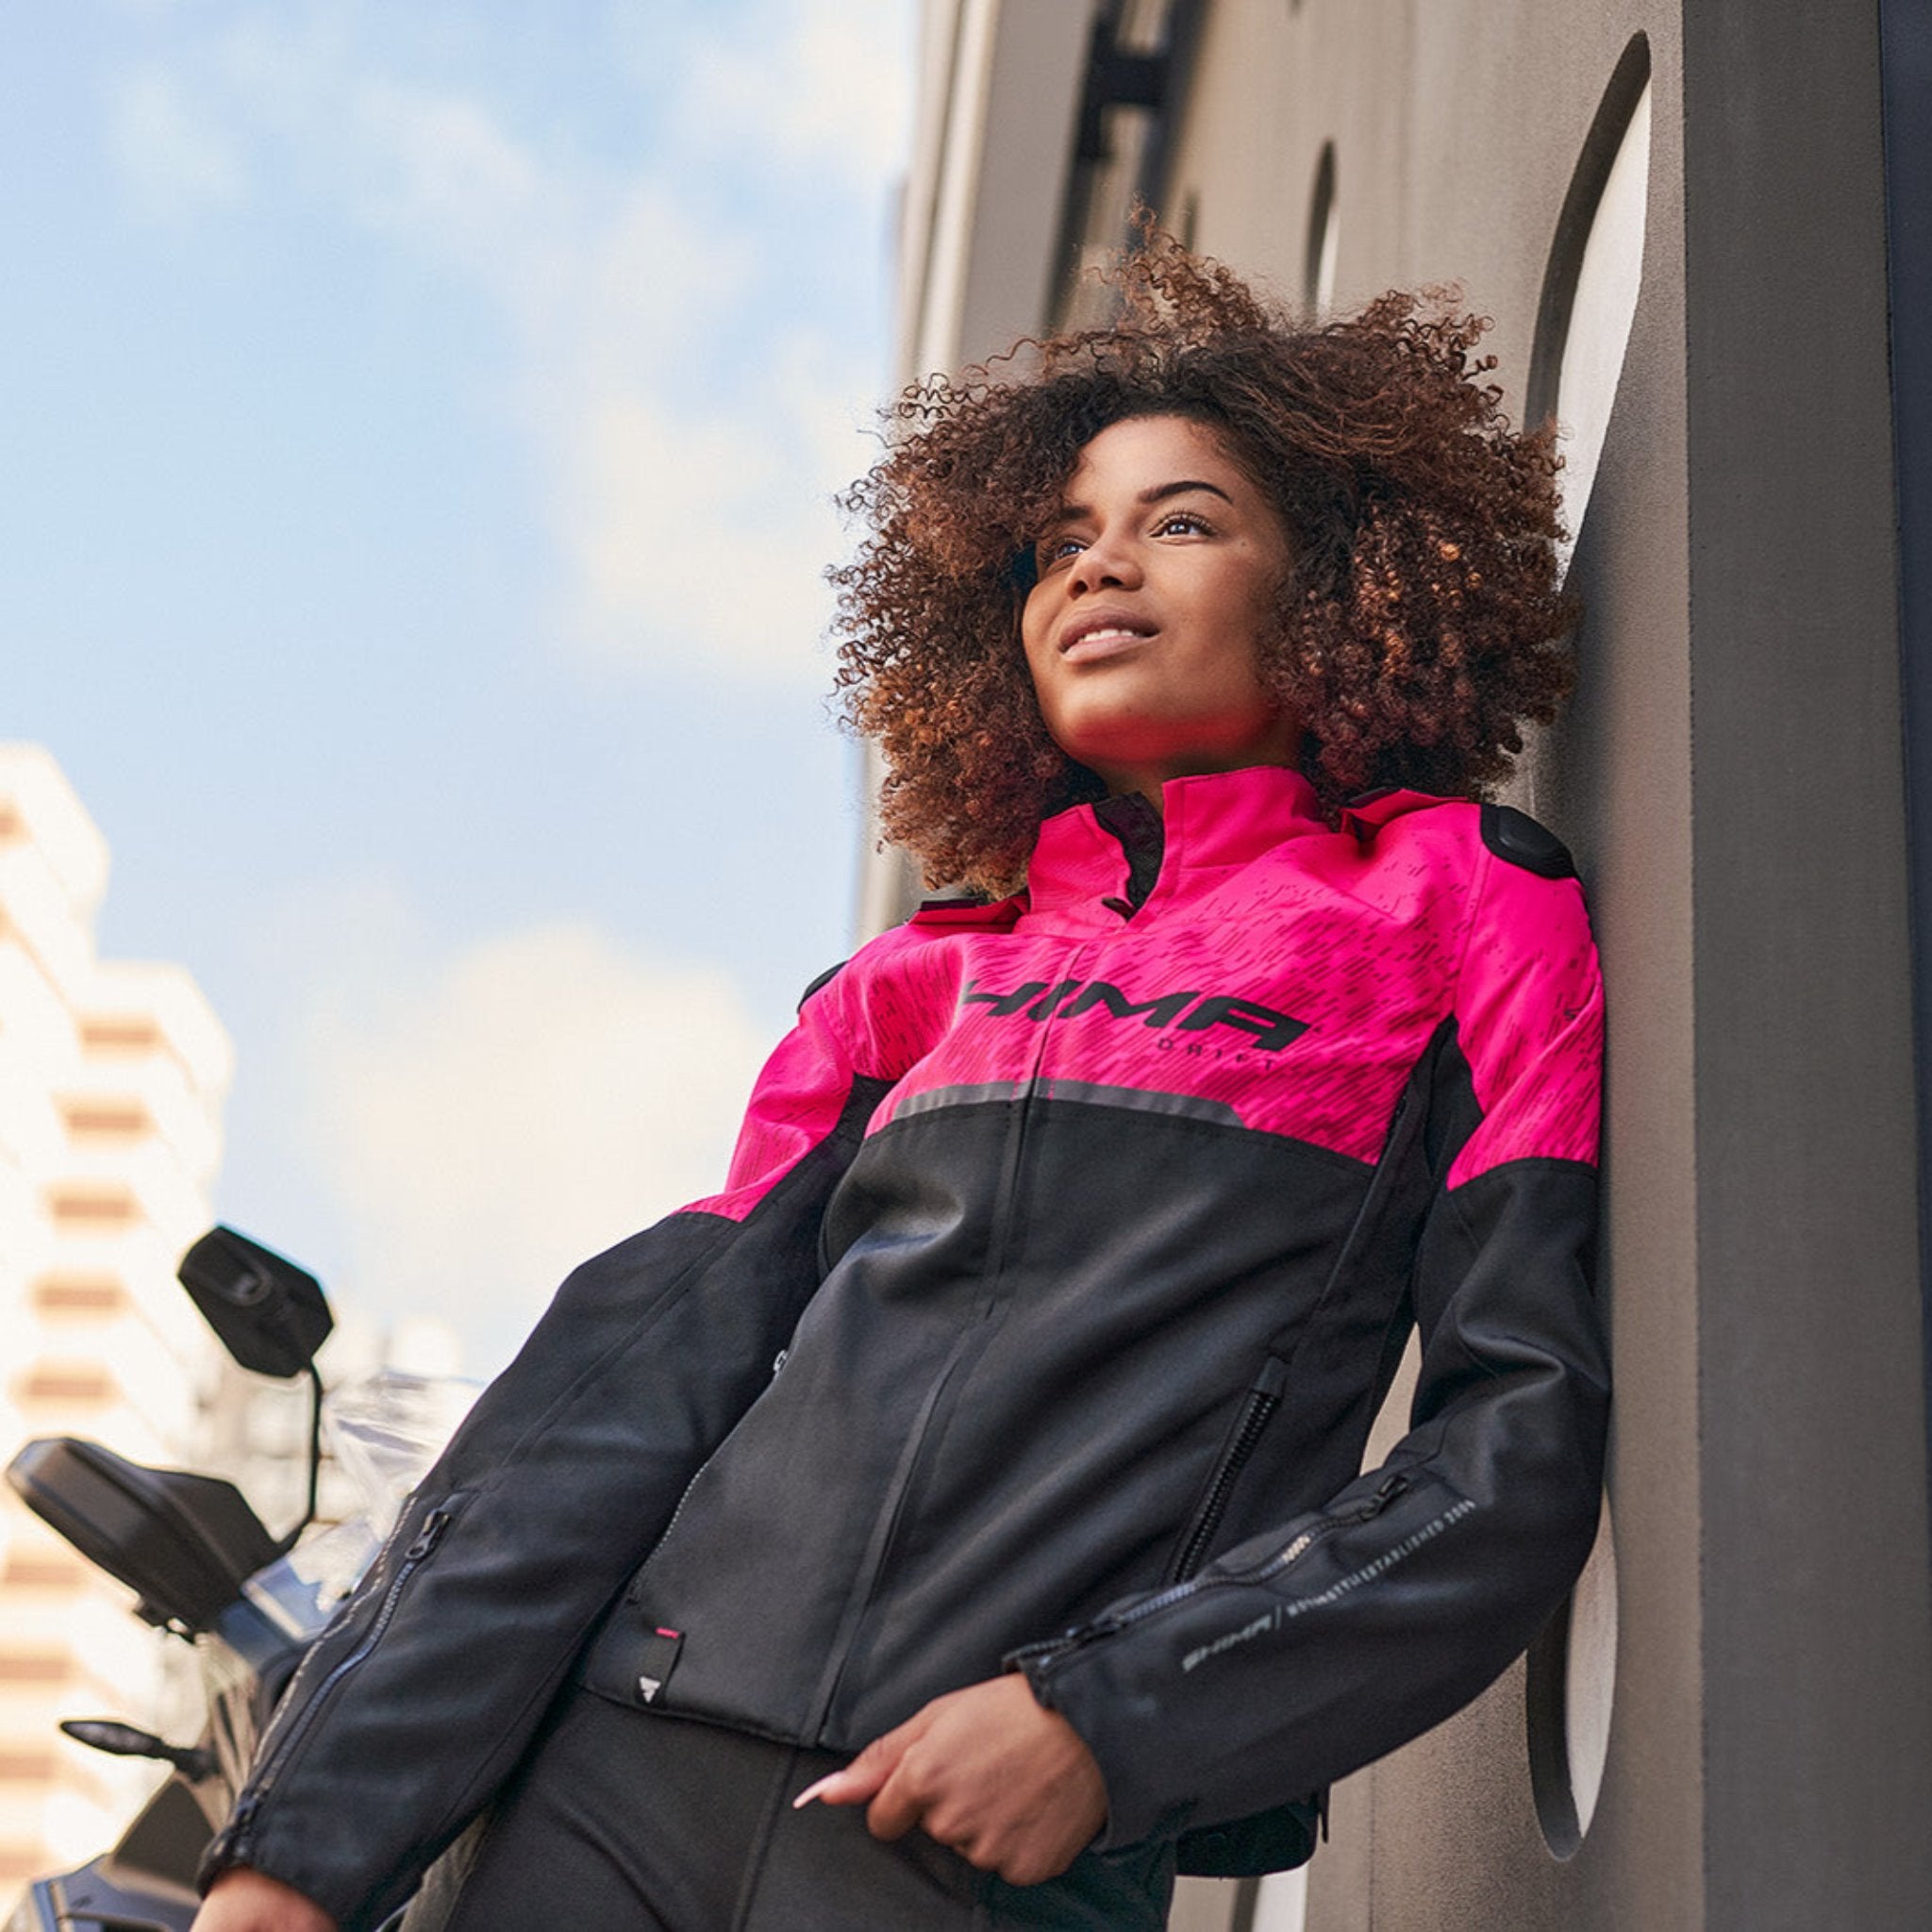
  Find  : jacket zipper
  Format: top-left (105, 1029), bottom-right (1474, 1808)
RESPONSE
top-left (227, 1504), bottom-right (456, 1848)
top-left (808, 1326), bottom-right (978, 1732)
top-left (1141, 1075), bottom-right (1418, 1589)
top-left (819, 938), bottom-right (1104, 1733)
top-left (627, 1460), bottom-right (713, 1597)
top-left (628, 1348), bottom-right (794, 1603)
top-left (1167, 1356), bottom-right (1288, 1585)
top-left (1013, 1473), bottom-right (1413, 1677)
top-left (1322, 1082), bottom-right (1416, 1290)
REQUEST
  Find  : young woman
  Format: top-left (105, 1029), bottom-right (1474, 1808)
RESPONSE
top-left (193, 242), bottom-right (1606, 1932)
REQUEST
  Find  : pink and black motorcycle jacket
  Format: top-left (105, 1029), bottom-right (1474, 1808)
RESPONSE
top-left (204, 764), bottom-right (1607, 1930)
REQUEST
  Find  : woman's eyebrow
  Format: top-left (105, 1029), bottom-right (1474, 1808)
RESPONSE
top-left (1139, 478), bottom-right (1235, 506)
top-left (1047, 477), bottom-right (1237, 525)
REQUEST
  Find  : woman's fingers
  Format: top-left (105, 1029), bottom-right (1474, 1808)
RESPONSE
top-left (797, 1678), bottom-right (1108, 1882)
top-left (792, 1717), bottom-right (920, 1811)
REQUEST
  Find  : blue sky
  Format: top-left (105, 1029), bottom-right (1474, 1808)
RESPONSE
top-left (3, 1), bottom-right (916, 1375)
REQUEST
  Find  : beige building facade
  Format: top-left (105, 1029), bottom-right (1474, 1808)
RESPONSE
top-left (882, 4), bottom-right (1932, 1927)
top-left (0, 744), bottom-right (233, 1890)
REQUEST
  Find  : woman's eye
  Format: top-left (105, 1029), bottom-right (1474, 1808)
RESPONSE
top-left (1035, 512), bottom-right (1208, 566)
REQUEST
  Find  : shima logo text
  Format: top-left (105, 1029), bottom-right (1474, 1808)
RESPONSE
top-left (959, 977), bottom-right (1309, 1052)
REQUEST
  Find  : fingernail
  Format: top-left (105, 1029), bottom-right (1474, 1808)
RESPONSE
top-left (792, 1775), bottom-right (836, 1809)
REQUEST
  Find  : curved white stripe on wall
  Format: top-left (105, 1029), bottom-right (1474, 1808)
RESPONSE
top-left (1521, 32), bottom-right (1650, 1860)
top-left (1304, 141), bottom-right (1339, 316)
top-left (1528, 36), bottom-right (1655, 581)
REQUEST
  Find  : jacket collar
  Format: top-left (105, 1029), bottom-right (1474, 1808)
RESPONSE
top-left (1024, 764), bottom-right (1329, 918)
top-left (1337, 786), bottom-right (1444, 835)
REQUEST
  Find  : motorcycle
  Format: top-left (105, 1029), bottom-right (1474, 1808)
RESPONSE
top-left (4, 1228), bottom-right (474, 1932)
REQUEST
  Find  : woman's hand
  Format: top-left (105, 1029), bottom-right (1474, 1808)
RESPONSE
top-left (794, 1674), bottom-right (1108, 1886)
top-left (191, 1868), bottom-right (337, 1932)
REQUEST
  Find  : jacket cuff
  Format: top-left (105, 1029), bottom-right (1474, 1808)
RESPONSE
top-left (196, 1840), bottom-right (345, 1929)
top-left (1017, 1642), bottom-right (1195, 1848)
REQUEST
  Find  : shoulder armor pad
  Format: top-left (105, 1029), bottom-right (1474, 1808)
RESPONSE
top-left (797, 961), bottom-right (847, 1009)
top-left (1480, 802), bottom-right (1576, 879)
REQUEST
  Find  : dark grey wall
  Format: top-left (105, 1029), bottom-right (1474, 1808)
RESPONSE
top-left (1885, 0), bottom-right (1932, 1522)
top-left (1683, 3), bottom-right (1932, 1924)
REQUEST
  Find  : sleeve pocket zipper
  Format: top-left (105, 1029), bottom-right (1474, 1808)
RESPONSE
top-left (1012, 1470), bottom-right (1418, 1682)
top-left (227, 1497), bottom-right (461, 1847)
top-left (1260, 1471), bottom-right (1412, 1578)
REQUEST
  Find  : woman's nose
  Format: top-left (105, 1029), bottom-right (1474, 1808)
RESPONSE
top-left (1068, 525), bottom-right (1141, 593)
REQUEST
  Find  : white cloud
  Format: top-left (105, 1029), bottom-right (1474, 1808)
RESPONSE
top-left (561, 175), bottom-right (756, 362)
top-left (535, 317), bottom-right (891, 681)
top-left (545, 371), bottom-right (858, 682)
top-left (99, 4), bottom-right (911, 690)
top-left (108, 65), bottom-right (246, 216)
top-left (349, 75), bottom-right (541, 265)
top-left (675, 0), bottom-right (914, 192)
top-left (298, 918), bottom-right (769, 1377)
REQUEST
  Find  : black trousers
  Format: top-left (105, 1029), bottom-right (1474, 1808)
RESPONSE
top-left (427, 1686), bottom-right (1174, 1931)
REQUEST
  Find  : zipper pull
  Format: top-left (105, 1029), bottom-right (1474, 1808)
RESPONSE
top-left (404, 1508), bottom-right (452, 1562)
top-left (1003, 1632), bottom-right (1076, 1671)
top-left (1003, 1614), bottom-right (1120, 1675)
top-left (1277, 1529), bottom-right (1317, 1569)
top-left (1357, 1473), bottom-right (1410, 1519)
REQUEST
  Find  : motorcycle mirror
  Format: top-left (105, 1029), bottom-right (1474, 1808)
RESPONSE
top-left (59, 1718), bottom-right (215, 1783)
top-left (176, 1226), bottom-right (333, 1379)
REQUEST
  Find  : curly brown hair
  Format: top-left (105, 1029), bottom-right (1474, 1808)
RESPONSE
top-left (831, 240), bottom-right (1576, 895)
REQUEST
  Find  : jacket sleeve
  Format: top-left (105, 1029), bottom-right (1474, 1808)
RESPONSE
top-left (1018, 845), bottom-right (1608, 1851)
top-left (201, 970), bottom-right (897, 1932)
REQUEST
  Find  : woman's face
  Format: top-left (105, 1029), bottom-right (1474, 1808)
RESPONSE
top-left (1020, 413), bottom-right (1300, 803)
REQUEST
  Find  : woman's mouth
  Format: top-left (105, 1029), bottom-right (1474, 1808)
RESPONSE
top-left (1060, 617), bottom-right (1156, 662)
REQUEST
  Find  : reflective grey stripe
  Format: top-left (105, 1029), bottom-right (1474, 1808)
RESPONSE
top-left (891, 1076), bottom-right (1242, 1129)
